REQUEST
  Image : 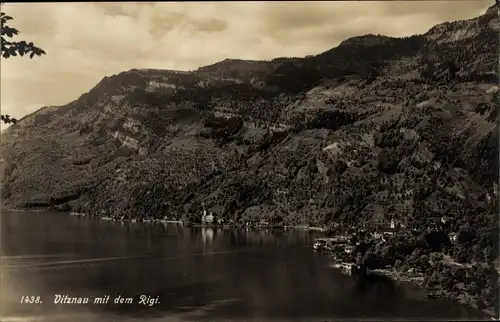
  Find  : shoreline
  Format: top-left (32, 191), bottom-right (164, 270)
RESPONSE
top-left (2, 208), bottom-right (326, 232)
top-left (330, 262), bottom-right (497, 319)
top-left (389, 269), bottom-right (497, 319)
top-left (1, 207), bottom-right (57, 213)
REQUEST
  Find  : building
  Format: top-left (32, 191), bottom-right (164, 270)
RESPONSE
top-left (344, 245), bottom-right (354, 254)
top-left (449, 232), bottom-right (458, 244)
top-left (205, 212), bottom-right (214, 224)
top-left (381, 219), bottom-right (398, 235)
top-left (201, 210), bottom-right (207, 224)
top-left (201, 210), bottom-right (214, 224)
top-left (259, 219), bottom-right (270, 227)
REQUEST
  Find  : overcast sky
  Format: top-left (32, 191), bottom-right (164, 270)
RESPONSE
top-left (0, 1), bottom-right (492, 123)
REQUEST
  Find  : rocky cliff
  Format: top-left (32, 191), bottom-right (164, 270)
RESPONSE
top-left (1, 6), bottom-right (498, 249)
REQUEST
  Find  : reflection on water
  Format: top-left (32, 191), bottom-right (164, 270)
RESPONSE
top-left (0, 211), bottom-right (489, 321)
top-left (201, 228), bottom-right (213, 247)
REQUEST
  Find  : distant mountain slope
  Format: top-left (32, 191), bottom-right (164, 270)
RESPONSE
top-left (1, 6), bottom-right (498, 283)
top-left (2, 5), bottom-right (497, 210)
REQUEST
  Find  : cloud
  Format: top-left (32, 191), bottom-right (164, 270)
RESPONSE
top-left (0, 1), bottom-right (493, 121)
top-left (93, 2), bottom-right (154, 19)
top-left (148, 10), bottom-right (228, 39)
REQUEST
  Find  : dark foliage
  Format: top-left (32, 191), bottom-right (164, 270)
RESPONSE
top-left (1, 12), bottom-right (45, 124)
top-left (307, 109), bottom-right (358, 130)
top-left (265, 61), bottom-right (322, 94)
top-left (1, 114), bottom-right (17, 124)
top-left (425, 230), bottom-right (452, 252)
top-left (204, 114), bottom-right (244, 141)
top-left (377, 148), bottom-right (402, 174)
top-left (1, 12), bottom-right (45, 59)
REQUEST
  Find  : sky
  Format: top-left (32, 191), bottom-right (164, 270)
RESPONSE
top-left (0, 1), bottom-right (493, 124)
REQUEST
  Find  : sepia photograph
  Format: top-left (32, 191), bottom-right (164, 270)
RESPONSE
top-left (0, 1), bottom-right (499, 321)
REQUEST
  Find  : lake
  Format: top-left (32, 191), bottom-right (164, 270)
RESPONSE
top-left (0, 211), bottom-right (489, 321)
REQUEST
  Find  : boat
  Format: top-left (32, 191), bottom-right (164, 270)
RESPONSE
top-left (332, 262), bottom-right (357, 275)
top-left (163, 220), bottom-right (183, 224)
top-left (69, 212), bottom-right (86, 217)
top-left (427, 292), bottom-right (438, 299)
top-left (313, 237), bottom-right (349, 251)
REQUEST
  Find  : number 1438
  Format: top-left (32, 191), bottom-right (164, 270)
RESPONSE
top-left (20, 296), bottom-right (42, 304)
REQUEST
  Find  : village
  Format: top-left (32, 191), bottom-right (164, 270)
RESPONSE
top-left (70, 209), bottom-right (311, 230)
top-left (313, 217), bottom-right (461, 277)
top-left (312, 216), bottom-right (499, 318)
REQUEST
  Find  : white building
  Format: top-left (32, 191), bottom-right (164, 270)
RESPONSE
top-left (441, 216), bottom-right (451, 224)
top-left (205, 212), bottom-right (214, 224)
top-left (201, 210), bottom-right (207, 224)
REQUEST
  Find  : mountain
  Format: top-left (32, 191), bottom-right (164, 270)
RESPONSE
top-left (2, 5), bottom-right (498, 218)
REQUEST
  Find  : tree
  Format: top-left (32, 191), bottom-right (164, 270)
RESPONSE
top-left (362, 251), bottom-right (381, 269)
top-left (447, 60), bottom-right (459, 80)
top-left (1, 12), bottom-right (46, 124)
top-left (377, 148), bottom-right (402, 174)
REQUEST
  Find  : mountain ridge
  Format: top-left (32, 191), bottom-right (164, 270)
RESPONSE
top-left (5, 4), bottom-right (493, 128)
top-left (2, 4), bottom-right (498, 207)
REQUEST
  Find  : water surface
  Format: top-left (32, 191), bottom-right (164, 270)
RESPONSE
top-left (0, 211), bottom-right (489, 321)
